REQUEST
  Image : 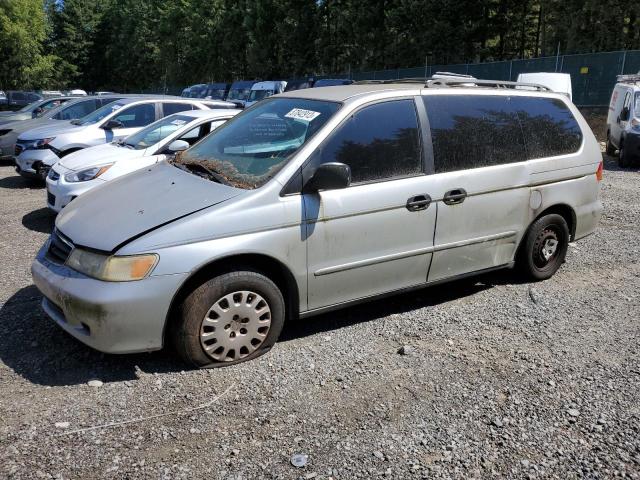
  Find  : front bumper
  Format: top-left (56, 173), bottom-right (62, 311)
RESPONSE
top-left (15, 149), bottom-right (60, 178)
top-left (31, 241), bottom-right (188, 354)
top-left (45, 169), bottom-right (103, 213)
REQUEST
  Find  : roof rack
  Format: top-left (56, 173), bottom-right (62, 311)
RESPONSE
top-left (617, 73), bottom-right (640, 84)
top-left (353, 78), bottom-right (425, 85)
top-left (426, 78), bottom-right (552, 91)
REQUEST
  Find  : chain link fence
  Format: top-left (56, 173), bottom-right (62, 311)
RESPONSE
top-left (332, 50), bottom-right (640, 106)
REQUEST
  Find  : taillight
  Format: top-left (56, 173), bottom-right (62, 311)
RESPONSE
top-left (596, 160), bottom-right (603, 181)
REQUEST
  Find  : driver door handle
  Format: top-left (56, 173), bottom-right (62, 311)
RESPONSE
top-left (443, 188), bottom-right (467, 205)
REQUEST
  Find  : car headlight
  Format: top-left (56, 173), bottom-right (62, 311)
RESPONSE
top-left (25, 137), bottom-right (55, 150)
top-left (64, 164), bottom-right (113, 182)
top-left (65, 249), bottom-right (159, 281)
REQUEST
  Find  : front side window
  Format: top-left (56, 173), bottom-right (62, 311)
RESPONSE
top-left (320, 99), bottom-right (423, 183)
top-left (124, 114), bottom-right (193, 150)
top-left (176, 98), bottom-right (340, 189)
top-left (635, 93), bottom-right (640, 118)
top-left (424, 95), bottom-right (527, 173)
top-left (53, 100), bottom-right (98, 121)
top-left (512, 96), bottom-right (582, 158)
top-left (111, 103), bottom-right (156, 128)
top-left (227, 88), bottom-right (251, 101)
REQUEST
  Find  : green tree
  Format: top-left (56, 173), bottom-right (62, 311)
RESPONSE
top-left (0, 0), bottom-right (56, 89)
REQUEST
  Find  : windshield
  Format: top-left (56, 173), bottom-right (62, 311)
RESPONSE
top-left (248, 90), bottom-right (274, 103)
top-left (175, 98), bottom-right (340, 189)
top-left (124, 114), bottom-right (193, 150)
top-left (76, 102), bottom-right (125, 125)
top-left (227, 88), bottom-right (251, 101)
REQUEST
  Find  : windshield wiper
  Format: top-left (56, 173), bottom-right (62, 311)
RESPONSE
top-left (173, 161), bottom-right (232, 186)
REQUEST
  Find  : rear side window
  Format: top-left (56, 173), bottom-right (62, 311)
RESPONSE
top-left (321, 99), bottom-right (422, 183)
top-left (423, 95), bottom-right (526, 173)
top-left (163, 102), bottom-right (195, 116)
top-left (512, 97), bottom-right (582, 158)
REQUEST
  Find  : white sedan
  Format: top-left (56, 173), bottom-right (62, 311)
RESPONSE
top-left (45, 108), bottom-right (239, 212)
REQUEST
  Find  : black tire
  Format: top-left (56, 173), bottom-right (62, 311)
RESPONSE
top-left (173, 270), bottom-right (285, 368)
top-left (619, 140), bottom-right (631, 168)
top-left (605, 133), bottom-right (616, 156)
top-left (518, 214), bottom-right (570, 281)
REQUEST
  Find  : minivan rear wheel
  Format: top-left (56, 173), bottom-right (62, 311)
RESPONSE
top-left (518, 214), bottom-right (569, 281)
top-left (173, 271), bottom-right (285, 367)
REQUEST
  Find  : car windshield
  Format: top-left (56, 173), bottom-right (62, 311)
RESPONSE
top-left (227, 88), bottom-right (250, 101)
top-left (174, 98), bottom-right (340, 189)
top-left (123, 114), bottom-right (193, 150)
top-left (18, 102), bottom-right (40, 113)
top-left (76, 102), bottom-right (126, 125)
top-left (248, 90), bottom-right (274, 102)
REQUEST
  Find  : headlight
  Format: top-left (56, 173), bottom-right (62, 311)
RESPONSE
top-left (65, 249), bottom-right (159, 282)
top-left (64, 163), bottom-right (113, 183)
top-left (25, 137), bottom-right (55, 150)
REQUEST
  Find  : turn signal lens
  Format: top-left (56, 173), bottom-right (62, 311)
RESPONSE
top-left (596, 160), bottom-right (603, 182)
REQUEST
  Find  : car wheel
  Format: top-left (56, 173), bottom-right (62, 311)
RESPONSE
top-left (173, 270), bottom-right (285, 367)
top-left (518, 214), bottom-right (570, 281)
top-left (605, 133), bottom-right (616, 156)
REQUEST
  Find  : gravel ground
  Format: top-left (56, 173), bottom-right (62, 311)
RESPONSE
top-left (0, 149), bottom-right (639, 480)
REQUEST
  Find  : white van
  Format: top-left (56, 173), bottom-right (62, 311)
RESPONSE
top-left (245, 81), bottom-right (287, 108)
top-left (606, 74), bottom-right (640, 167)
top-left (517, 73), bottom-right (572, 100)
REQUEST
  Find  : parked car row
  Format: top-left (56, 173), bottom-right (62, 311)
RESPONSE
top-left (181, 78), bottom-right (354, 107)
top-left (11, 77), bottom-right (603, 370)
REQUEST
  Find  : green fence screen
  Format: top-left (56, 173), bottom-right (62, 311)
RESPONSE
top-left (332, 50), bottom-right (640, 106)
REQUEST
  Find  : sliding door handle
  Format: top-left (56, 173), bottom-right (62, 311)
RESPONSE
top-left (443, 188), bottom-right (467, 205)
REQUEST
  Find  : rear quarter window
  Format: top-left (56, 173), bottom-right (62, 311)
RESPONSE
top-left (512, 97), bottom-right (582, 158)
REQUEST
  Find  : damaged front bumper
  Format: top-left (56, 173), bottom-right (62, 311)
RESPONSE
top-left (31, 241), bottom-right (188, 354)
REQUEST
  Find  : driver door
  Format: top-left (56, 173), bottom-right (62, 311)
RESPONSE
top-left (303, 98), bottom-right (437, 311)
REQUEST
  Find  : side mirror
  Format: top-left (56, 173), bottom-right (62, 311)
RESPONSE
top-left (32, 108), bottom-right (43, 118)
top-left (621, 106), bottom-right (630, 121)
top-left (166, 139), bottom-right (189, 153)
top-left (101, 119), bottom-right (124, 130)
top-left (303, 162), bottom-right (351, 193)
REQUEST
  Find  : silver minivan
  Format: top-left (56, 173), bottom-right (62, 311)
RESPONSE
top-left (31, 80), bottom-right (603, 367)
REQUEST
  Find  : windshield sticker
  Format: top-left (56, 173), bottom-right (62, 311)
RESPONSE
top-left (111, 105), bottom-right (122, 111)
top-left (285, 108), bottom-right (321, 122)
top-left (171, 119), bottom-right (187, 126)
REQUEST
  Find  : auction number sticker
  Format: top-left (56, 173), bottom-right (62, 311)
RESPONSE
top-left (171, 119), bottom-right (187, 126)
top-left (285, 108), bottom-right (321, 122)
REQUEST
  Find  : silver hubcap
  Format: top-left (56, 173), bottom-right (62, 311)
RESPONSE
top-left (541, 238), bottom-right (558, 261)
top-left (200, 290), bottom-right (272, 362)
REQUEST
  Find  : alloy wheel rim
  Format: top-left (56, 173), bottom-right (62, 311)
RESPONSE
top-left (200, 290), bottom-right (272, 362)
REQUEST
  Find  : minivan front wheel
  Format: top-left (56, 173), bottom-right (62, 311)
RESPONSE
top-left (518, 214), bottom-right (569, 281)
top-left (174, 271), bottom-right (285, 367)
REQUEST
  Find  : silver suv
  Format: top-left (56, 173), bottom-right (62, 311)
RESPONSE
top-left (32, 80), bottom-right (603, 367)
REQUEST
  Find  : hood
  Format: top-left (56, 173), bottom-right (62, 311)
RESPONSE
top-left (4, 117), bottom-right (61, 137)
top-left (56, 161), bottom-right (243, 252)
top-left (59, 143), bottom-right (142, 171)
top-left (18, 121), bottom-right (80, 141)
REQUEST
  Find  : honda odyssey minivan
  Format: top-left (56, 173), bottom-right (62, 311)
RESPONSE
top-left (32, 80), bottom-right (603, 368)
